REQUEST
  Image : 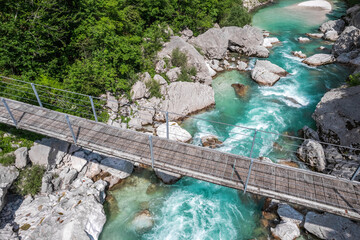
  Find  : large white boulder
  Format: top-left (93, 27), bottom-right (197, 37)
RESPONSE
top-left (156, 122), bottom-right (192, 143)
top-left (28, 138), bottom-right (70, 168)
top-left (303, 54), bottom-right (335, 66)
top-left (271, 221), bottom-right (300, 240)
top-left (251, 60), bottom-right (288, 86)
top-left (131, 81), bottom-right (148, 100)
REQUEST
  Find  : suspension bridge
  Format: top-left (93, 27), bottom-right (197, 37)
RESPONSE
top-left (0, 76), bottom-right (359, 221)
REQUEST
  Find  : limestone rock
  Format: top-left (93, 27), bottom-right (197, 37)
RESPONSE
top-left (156, 122), bottom-right (192, 143)
top-left (306, 33), bottom-right (324, 38)
top-left (155, 59), bottom-right (167, 73)
top-left (0, 165), bottom-right (19, 211)
top-left (155, 169), bottom-right (181, 184)
top-left (180, 28), bottom-right (193, 40)
top-left (300, 126), bottom-right (320, 141)
top-left (320, 19), bottom-right (345, 34)
top-left (313, 85), bottom-right (360, 147)
top-left (14, 147), bottom-right (28, 169)
top-left (188, 26), bottom-right (268, 59)
top-left (271, 221), bottom-right (300, 240)
top-left (131, 81), bottom-right (148, 100)
top-left (166, 67), bottom-right (181, 82)
top-left (237, 61), bottom-right (248, 71)
top-left (100, 157), bottom-right (133, 179)
top-left (324, 30), bottom-right (339, 41)
top-left (28, 138), bottom-right (69, 168)
top-left (251, 60), bottom-right (288, 86)
top-left (297, 139), bottom-right (326, 172)
top-left (298, 37), bottom-right (310, 43)
top-left (140, 72), bottom-right (152, 85)
top-left (14, 179), bottom-right (107, 240)
top-left (201, 135), bottom-right (223, 149)
top-left (158, 36), bottom-right (212, 84)
top-left (158, 82), bottom-right (215, 121)
top-left (263, 37), bottom-right (280, 48)
top-left (231, 83), bottom-right (249, 98)
top-left (332, 26), bottom-right (360, 57)
top-left (303, 54), bottom-right (335, 66)
top-left (153, 74), bottom-right (167, 85)
top-left (71, 151), bottom-right (88, 172)
top-left (292, 51), bottom-right (306, 59)
top-left (304, 212), bottom-right (360, 240)
top-left (277, 203), bottom-right (304, 226)
top-left (243, 0), bottom-right (272, 12)
top-left (41, 172), bottom-right (53, 194)
top-left (106, 92), bottom-right (118, 113)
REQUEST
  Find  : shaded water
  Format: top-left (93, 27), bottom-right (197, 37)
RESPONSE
top-left (100, 1), bottom-right (350, 239)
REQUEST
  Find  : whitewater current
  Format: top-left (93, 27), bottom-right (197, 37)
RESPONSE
top-left (100, 0), bottom-right (351, 239)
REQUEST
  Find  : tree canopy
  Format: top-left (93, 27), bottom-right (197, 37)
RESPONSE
top-left (0, 0), bottom-right (251, 96)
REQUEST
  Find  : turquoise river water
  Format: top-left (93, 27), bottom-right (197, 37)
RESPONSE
top-left (100, 1), bottom-right (351, 239)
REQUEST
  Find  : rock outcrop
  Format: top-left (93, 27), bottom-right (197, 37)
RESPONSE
top-left (251, 60), bottom-right (288, 86)
top-left (302, 54), bottom-right (335, 66)
top-left (188, 26), bottom-right (269, 60)
top-left (28, 138), bottom-right (70, 168)
top-left (312, 85), bottom-right (360, 148)
top-left (297, 139), bottom-right (326, 172)
top-left (320, 19), bottom-right (345, 34)
top-left (304, 212), bottom-right (360, 240)
top-left (0, 165), bottom-right (19, 211)
top-left (157, 36), bottom-right (213, 84)
top-left (277, 203), bottom-right (304, 226)
top-left (156, 122), bottom-right (192, 143)
top-left (243, 0), bottom-right (273, 12)
top-left (333, 26), bottom-right (360, 57)
top-left (13, 179), bottom-right (107, 240)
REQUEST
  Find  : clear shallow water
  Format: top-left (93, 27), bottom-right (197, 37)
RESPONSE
top-left (100, 1), bottom-right (350, 239)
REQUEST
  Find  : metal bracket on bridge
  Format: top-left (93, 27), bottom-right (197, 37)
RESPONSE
top-left (31, 83), bottom-right (43, 108)
top-left (89, 96), bottom-right (98, 122)
top-left (1, 98), bottom-right (18, 128)
top-left (149, 135), bottom-right (154, 169)
top-left (244, 130), bottom-right (258, 194)
top-left (166, 112), bottom-right (169, 139)
top-left (65, 114), bottom-right (77, 145)
top-left (351, 165), bottom-right (360, 181)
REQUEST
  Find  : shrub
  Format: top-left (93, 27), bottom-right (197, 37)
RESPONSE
top-left (14, 165), bottom-right (45, 196)
top-left (348, 73), bottom-right (360, 87)
top-left (145, 78), bottom-right (162, 98)
top-left (219, 5), bottom-right (252, 27)
top-left (171, 48), bottom-right (188, 68)
top-left (0, 154), bottom-right (15, 166)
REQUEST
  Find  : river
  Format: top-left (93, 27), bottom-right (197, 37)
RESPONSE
top-left (100, 1), bottom-right (350, 239)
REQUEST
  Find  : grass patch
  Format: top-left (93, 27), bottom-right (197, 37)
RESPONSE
top-left (0, 123), bottom-right (43, 157)
top-left (14, 165), bottom-right (45, 196)
top-left (145, 78), bottom-right (162, 98)
top-left (0, 154), bottom-right (15, 166)
top-left (348, 73), bottom-right (360, 87)
top-left (171, 48), bottom-right (197, 82)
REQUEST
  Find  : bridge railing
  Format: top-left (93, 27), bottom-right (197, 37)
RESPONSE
top-left (1, 76), bottom-right (359, 185)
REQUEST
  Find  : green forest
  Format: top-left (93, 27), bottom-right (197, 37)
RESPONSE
top-left (0, 0), bottom-right (251, 97)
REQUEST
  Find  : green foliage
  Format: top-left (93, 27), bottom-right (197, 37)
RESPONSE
top-left (0, 124), bottom-right (42, 157)
top-left (0, 154), bottom-right (15, 166)
top-left (15, 165), bottom-right (45, 196)
top-left (345, 0), bottom-right (358, 6)
top-left (145, 79), bottom-right (162, 98)
top-left (0, 0), bottom-right (251, 97)
top-left (348, 73), bottom-right (360, 86)
top-left (171, 48), bottom-right (188, 68)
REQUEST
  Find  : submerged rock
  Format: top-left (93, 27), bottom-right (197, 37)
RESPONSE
top-left (155, 169), bottom-right (181, 184)
top-left (131, 210), bottom-right (154, 233)
top-left (303, 53), bottom-right (335, 66)
top-left (251, 60), bottom-right (288, 86)
top-left (231, 83), bottom-right (249, 98)
top-left (201, 135), bottom-right (223, 149)
top-left (156, 122), bottom-right (192, 143)
top-left (304, 212), bottom-right (360, 240)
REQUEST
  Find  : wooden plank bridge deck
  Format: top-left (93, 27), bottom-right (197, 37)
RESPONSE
top-left (0, 98), bottom-right (359, 220)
